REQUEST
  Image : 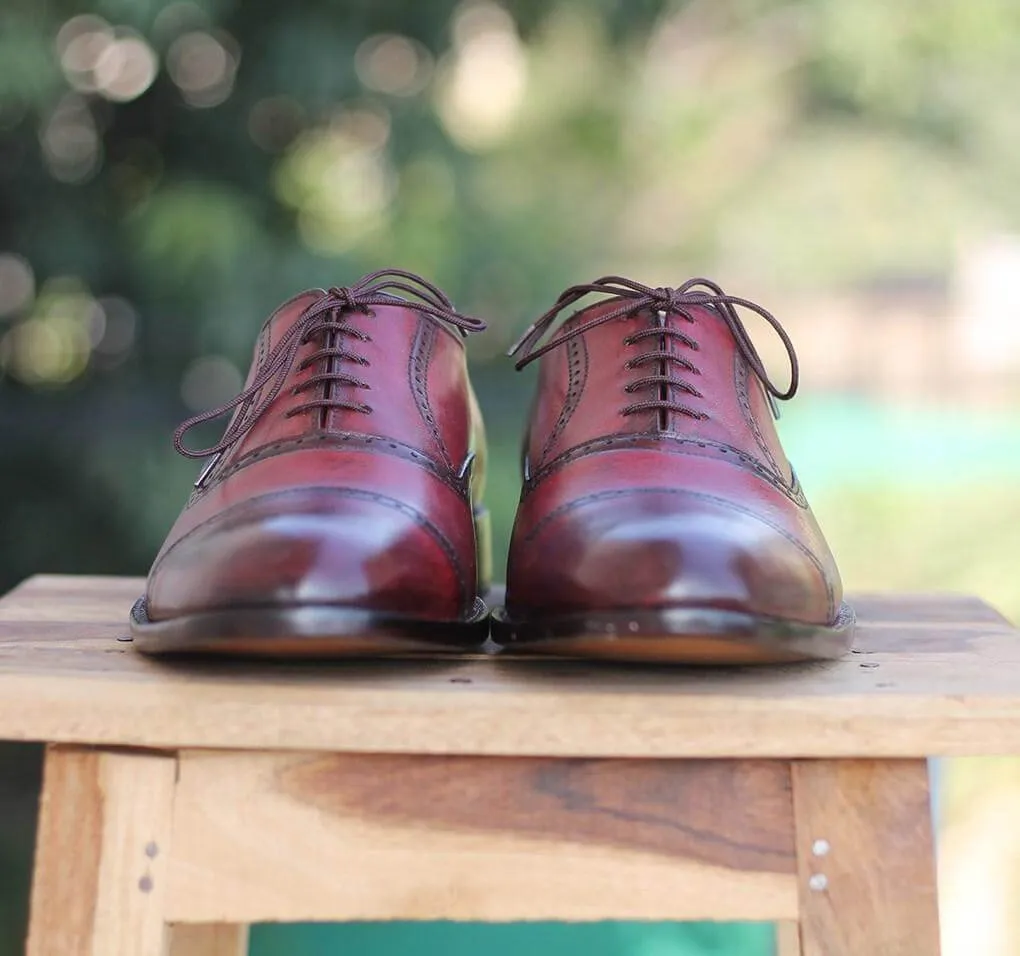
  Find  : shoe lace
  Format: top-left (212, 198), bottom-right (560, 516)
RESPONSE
top-left (175, 269), bottom-right (485, 460)
top-left (508, 275), bottom-right (798, 420)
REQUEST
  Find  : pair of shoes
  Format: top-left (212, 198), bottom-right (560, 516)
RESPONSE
top-left (130, 269), bottom-right (854, 664)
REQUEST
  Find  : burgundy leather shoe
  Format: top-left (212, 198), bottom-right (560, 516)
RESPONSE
top-left (493, 276), bottom-right (854, 664)
top-left (131, 270), bottom-right (491, 656)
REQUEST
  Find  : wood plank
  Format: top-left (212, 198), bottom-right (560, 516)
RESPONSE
top-left (775, 922), bottom-right (803, 956)
top-left (791, 760), bottom-right (940, 956)
top-left (846, 592), bottom-right (1011, 626)
top-left (27, 745), bottom-right (176, 956)
top-left (0, 575), bottom-right (145, 623)
top-left (167, 751), bottom-right (797, 922)
top-left (0, 575), bottom-right (1018, 757)
top-left (1, 654), bottom-right (1020, 756)
top-left (167, 924), bottom-right (249, 956)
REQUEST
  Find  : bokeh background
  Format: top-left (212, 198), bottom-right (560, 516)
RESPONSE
top-left (1, 0), bottom-right (1019, 953)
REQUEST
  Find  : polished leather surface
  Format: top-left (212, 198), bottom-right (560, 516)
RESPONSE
top-left (506, 290), bottom-right (844, 625)
top-left (147, 285), bottom-right (485, 623)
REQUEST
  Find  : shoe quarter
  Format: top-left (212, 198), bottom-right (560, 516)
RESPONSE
top-left (416, 317), bottom-right (472, 473)
top-left (528, 310), bottom-right (658, 470)
top-left (208, 290), bottom-right (330, 476)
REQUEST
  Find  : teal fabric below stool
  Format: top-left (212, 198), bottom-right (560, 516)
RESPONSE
top-left (250, 922), bottom-right (775, 956)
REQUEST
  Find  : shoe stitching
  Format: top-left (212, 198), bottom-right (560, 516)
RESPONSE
top-left (408, 318), bottom-right (452, 467)
top-left (189, 433), bottom-right (471, 503)
top-left (525, 433), bottom-right (809, 506)
top-left (733, 352), bottom-right (784, 478)
top-left (538, 335), bottom-right (588, 467)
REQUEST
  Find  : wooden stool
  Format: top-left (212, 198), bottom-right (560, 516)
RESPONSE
top-left (2, 576), bottom-right (1018, 956)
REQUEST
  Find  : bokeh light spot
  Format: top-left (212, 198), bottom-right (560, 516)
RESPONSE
top-left (94, 33), bottom-right (159, 102)
top-left (0, 254), bottom-right (36, 317)
top-left (7, 317), bottom-right (90, 386)
top-left (5, 279), bottom-right (97, 386)
top-left (152, 1), bottom-right (209, 45)
top-left (56, 15), bottom-right (114, 93)
top-left (275, 108), bottom-right (395, 254)
top-left (40, 94), bottom-right (102, 184)
top-left (436, 1), bottom-right (526, 150)
top-left (167, 31), bottom-right (240, 108)
top-left (355, 34), bottom-right (434, 97)
top-left (181, 355), bottom-right (244, 411)
top-left (94, 296), bottom-right (137, 357)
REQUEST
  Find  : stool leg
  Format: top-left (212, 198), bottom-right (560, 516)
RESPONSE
top-left (167, 924), bottom-right (249, 955)
top-left (26, 745), bottom-right (176, 956)
top-left (791, 759), bottom-right (940, 956)
top-left (774, 921), bottom-right (802, 956)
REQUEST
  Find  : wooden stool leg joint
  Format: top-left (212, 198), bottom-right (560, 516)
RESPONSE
top-left (26, 745), bottom-right (177, 956)
top-left (791, 759), bottom-right (940, 956)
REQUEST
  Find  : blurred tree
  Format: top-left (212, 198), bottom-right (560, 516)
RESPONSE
top-left (2, 1), bottom-right (1020, 953)
top-left (3, 0), bottom-right (1019, 593)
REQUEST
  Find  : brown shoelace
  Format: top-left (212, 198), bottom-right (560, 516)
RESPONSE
top-left (175, 269), bottom-right (485, 460)
top-left (508, 276), bottom-right (799, 420)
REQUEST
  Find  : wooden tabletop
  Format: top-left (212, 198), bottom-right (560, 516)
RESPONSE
top-left (0, 575), bottom-right (1018, 758)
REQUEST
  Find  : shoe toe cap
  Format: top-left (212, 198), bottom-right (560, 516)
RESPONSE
top-left (508, 491), bottom-right (835, 624)
top-left (147, 489), bottom-right (472, 621)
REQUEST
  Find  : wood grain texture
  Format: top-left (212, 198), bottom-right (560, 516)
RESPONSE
top-left (167, 924), bottom-right (249, 956)
top-left (27, 745), bottom-right (176, 956)
top-left (0, 575), bottom-right (1018, 757)
top-left (167, 751), bottom-right (797, 922)
top-left (791, 759), bottom-right (940, 956)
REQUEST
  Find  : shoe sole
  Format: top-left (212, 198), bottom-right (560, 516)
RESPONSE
top-left (129, 595), bottom-right (490, 658)
top-left (490, 601), bottom-right (856, 664)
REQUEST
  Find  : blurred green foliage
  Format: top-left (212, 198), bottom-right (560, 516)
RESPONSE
top-left (1, 0), bottom-right (1017, 592)
top-left (2, 1), bottom-right (1020, 954)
